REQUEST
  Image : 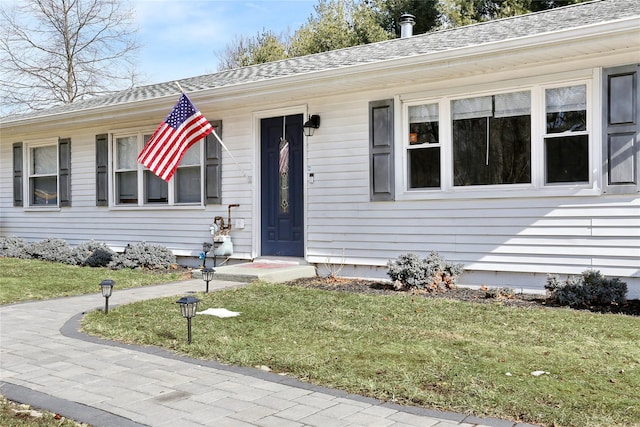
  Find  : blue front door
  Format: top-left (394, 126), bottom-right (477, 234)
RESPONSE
top-left (261, 115), bottom-right (304, 257)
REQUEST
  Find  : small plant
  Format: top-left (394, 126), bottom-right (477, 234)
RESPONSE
top-left (322, 249), bottom-right (345, 281)
top-left (387, 251), bottom-right (464, 292)
top-left (25, 238), bottom-right (74, 264)
top-left (545, 269), bottom-right (627, 308)
top-left (108, 242), bottom-right (176, 270)
top-left (484, 287), bottom-right (515, 299)
top-left (70, 240), bottom-right (115, 267)
top-left (0, 236), bottom-right (29, 258)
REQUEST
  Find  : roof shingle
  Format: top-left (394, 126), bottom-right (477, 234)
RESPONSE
top-left (3, 0), bottom-right (638, 123)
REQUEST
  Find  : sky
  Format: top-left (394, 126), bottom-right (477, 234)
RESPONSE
top-left (133, 0), bottom-right (317, 84)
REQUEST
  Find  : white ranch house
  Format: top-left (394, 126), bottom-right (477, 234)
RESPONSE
top-left (1, 0), bottom-right (639, 296)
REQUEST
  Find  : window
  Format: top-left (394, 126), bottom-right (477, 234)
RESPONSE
top-left (112, 132), bottom-right (203, 206)
top-left (175, 143), bottom-right (202, 203)
top-left (452, 91), bottom-right (531, 186)
top-left (403, 81), bottom-right (590, 196)
top-left (115, 135), bottom-right (140, 204)
top-left (544, 85), bottom-right (589, 184)
top-left (97, 121), bottom-right (221, 208)
top-left (408, 103), bottom-right (440, 188)
top-left (29, 144), bottom-right (58, 205)
top-left (13, 138), bottom-right (71, 208)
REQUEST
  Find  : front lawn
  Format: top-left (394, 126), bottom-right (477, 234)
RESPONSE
top-left (82, 282), bottom-right (640, 427)
top-left (0, 258), bottom-right (189, 305)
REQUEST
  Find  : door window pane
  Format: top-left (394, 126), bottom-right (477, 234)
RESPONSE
top-left (279, 138), bottom-right (289, 214)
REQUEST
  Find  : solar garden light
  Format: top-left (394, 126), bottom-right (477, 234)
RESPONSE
top-left (99, 279), bottom-right (115, 314)
top-left (201, 267), bottom-right (215, 293)
top-left (176, 296), bottom-right (200, 344)
top-left (202, 242), bottom-right (213, 267)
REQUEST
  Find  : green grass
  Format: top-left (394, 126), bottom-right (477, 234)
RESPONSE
top-left (0, 258), bottom-right (189, 305)
top-left (82, 282), bottom-right (640, 427)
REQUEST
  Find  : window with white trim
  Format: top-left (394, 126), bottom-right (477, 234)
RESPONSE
top-left (29, 144), bottom-right (58, 205)
top-left (544, 85), bottom-right (588, 184)
top-left (26, 141), bottom-right (59, 206)
top-left (112, 132), bottom-right (203, 206)
top-left (404, 81), bottom-right (590, 193)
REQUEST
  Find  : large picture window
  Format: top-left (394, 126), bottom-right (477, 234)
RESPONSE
top-left (403, 81), bottom-right (590, 195)
top-left (452, 91), bottom-right (531, 186)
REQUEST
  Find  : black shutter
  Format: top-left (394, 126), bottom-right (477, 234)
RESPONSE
top-left (603, 64), bottom-right (639, 194)
top-left (369, 99), bottom-right (395, 201)
top-left (205, 121), bottom-right (222, 205)
top-left (96, 134), bottom-right (109, 206)
top-left (12, 142), bottom-right (23, 207)
top-left (58, 138), bottom-right (71, 207)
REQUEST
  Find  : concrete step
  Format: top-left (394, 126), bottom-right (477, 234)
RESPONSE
top-left (192, 260), bottom-right (316, 283)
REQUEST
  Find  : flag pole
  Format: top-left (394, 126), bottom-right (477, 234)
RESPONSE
top-left (172, 82), bottom-right (251, 183)
top-left (211, 129), bottom-right (252, 183)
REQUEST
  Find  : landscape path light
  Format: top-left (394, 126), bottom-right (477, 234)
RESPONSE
top-left (176, 296), bottom-right (201, 344)
top-left (201, 267), bottom-right (215, 293)
top-left (99, 279), bottom-right (115, 314)
top-left (202, 242), bottom-right (213, 267)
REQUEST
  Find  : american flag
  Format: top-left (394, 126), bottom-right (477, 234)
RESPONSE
top-left (137, 93), bottom-right (213, 182)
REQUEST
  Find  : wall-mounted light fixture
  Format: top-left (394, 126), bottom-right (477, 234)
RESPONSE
top-left (303, 115), bottom-right (321, 137)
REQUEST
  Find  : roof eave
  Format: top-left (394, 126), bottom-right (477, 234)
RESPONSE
top-left (1, 15), bottom-right (638, 131)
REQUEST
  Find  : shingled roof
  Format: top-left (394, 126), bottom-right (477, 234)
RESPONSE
top-left (3, 0), bottom-right (638, 123)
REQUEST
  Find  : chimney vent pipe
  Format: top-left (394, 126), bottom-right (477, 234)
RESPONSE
top-left (399, 13), bottom-right (416, 38)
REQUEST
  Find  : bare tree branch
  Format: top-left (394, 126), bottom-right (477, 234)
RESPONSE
top-left (0, 0), bottom-right (141, 115)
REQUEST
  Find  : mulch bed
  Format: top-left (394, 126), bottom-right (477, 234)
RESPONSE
top-left (284, 277), bottom-right (640, 316)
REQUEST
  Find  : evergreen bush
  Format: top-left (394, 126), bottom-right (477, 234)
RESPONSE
top-left (25, 238), bottom-right (74, 264)
top-left (0, 236), bottom-right (29, 258)
top-left (108, 242), bottom-right (176, 270)
top-left (70, 240), bottom-right (115, 267)
top-left (387, 251), bottom-right (464, 291)
top-left (545, 270), bottom-right (627, 308)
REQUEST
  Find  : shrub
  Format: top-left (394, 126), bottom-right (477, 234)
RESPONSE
top-left (25, 238), bottom-right (74, 264)
top-left (545, 270), bottom-right (627, 308)
top-left (70, 240), bottom-right (115, 267)
top-left (108, 242), bottom-right (176, 270)
top-left (485, 287), bottom-right (515, 299)
top-left (387, 251), bottom-right (464, 292)
top-left (0, 236), bottom-right (29, 258)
